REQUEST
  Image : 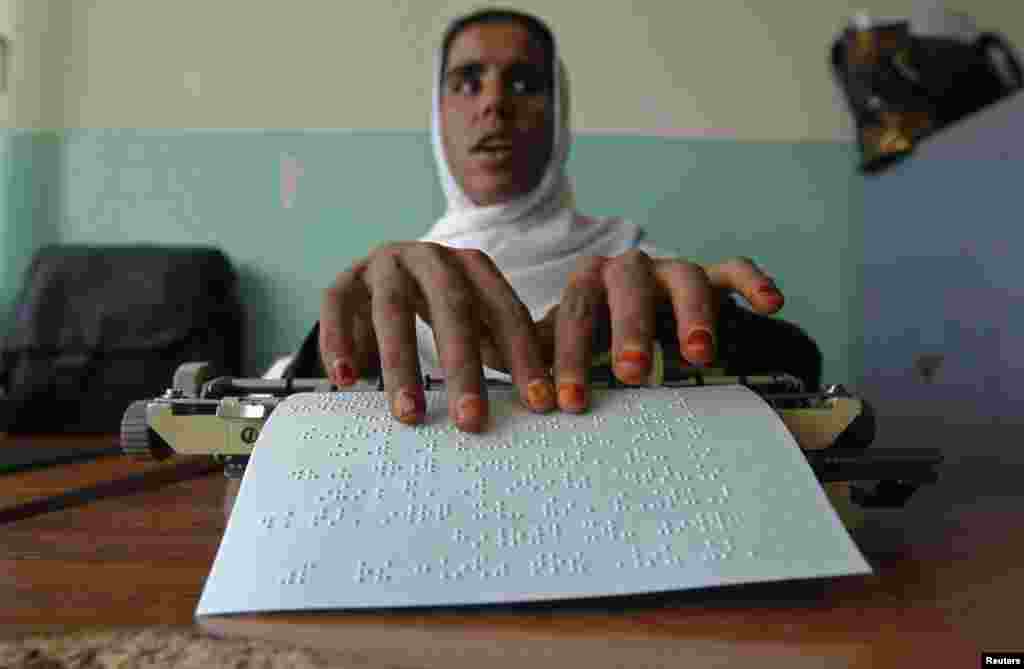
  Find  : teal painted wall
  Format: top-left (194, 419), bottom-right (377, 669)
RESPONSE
top-left (4, 130), bottom-right (861, 385)
top-left (1, 130), bottom-right (62, 328)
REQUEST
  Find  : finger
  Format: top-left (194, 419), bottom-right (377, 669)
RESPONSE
top-left (554, 257), bottom-right (607, 412)
top-left (705, 256), bottom-right (784, 314)
top-left (603, 250), bottom-right (660, 385)
top-left (451, 248), bottom-right (555, 414)
top-left (364, 253), bottom-right (427, 426)
top-left (653, 260), bottom-right (717, 366)
top-left (401, 244), bottom-right (489, 433)
top-left (319, 262), bottom-right (371, 386)
top-left (478, 334), bottom-right (508, 374)
top-left (535, 304), bottom-right (559, 371)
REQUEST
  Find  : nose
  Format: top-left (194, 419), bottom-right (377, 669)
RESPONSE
top-left (478, 73), bottom-right (513, 119)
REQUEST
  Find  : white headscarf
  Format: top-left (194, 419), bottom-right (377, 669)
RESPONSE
top-left (416, 11), bottom-right (670, 377)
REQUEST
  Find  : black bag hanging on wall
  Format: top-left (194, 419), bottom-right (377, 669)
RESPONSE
top-left (0, 245), bottom-right (244, 433)
top-left (831, 14), bottom-right (1023, 173)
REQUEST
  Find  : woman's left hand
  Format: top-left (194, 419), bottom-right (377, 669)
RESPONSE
top-left (533, 252), bottom-right (785, 412)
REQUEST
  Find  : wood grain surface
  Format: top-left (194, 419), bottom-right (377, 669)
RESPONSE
top-left (1, 434), bottom-right (1019, 669)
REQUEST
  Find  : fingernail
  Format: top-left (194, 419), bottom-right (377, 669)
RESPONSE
top-left (616, 345), bottom-right (651, 381)
top-left (333, 360), bottom-right (356, 386)
top-left (558, 382), bottom-right (587, 412)
top-left (394, 386), bottom-right (423, 424)
top-left (457, 393), bottom-right (485, 426)
top-left (526, 378), bottom-right (555, 412)
top-left (686, 330), bottom-right (714, 362)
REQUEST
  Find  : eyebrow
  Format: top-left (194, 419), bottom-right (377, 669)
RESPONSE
top-left (444, 61), bottom-right (548, 84)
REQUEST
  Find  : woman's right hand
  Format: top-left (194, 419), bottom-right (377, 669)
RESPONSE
top-left (319, 242), bottom-right (556, 433)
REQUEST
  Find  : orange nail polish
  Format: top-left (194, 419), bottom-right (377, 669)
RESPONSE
top-left (527, 379), bottom-right (555, 411)
top-left (617, 348), bottom-right (651, 383)
top-left (334, 360), bottom-right (356, 385)
top-left (394, 387), bottom-right (422, 424)
top-left (618, 349), bottom-right (651, 367)
top-left (457, 394), bottom-right (485, 425)
top-left (686, 330), bottom-right (714, 361)
top-left (558, 382), bottom-right (586, 410)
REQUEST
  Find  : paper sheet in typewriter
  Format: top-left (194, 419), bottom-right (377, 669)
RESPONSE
top-left (196, 385), bottom-right (870, 616)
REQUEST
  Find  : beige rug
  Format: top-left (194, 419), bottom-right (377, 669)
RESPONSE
top-left (0, 626), bottom-right (399, 669)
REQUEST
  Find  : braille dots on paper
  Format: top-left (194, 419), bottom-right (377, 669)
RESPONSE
top-left (281, 561), bottom-right (317, 586)
top-left (354, 559), bottom-right (393, 585)
top-left (529, 551), bottom-right (589, 576)
top-left (489, 522), bottom-right (561, 547)
top-left (695, 510), bottom-right (743, 533)
top-left (688, 462), bottom-right (723, 482)
top-left (461, 479), bottom-right (488, 499)
top-left (278, 392), bottom-right (389, 418)
top-left (532, 450), bottom-right (585, 470)
top-left (609, 491), bottom-right (630, 513)
top-left (410, 456), bottom-right (440, 477)
top-left (371, 459), bottom-right (403, 478)
top-left (558, 472), bottom-right (592, 491)
top-left (541, 497), bottom-right (576, 519)
top-left (623, 446), bottom-right (665, 467)
top-left (438, 556), bottom-right (510, 581)
top-left (619, 466), bottom-right (668, 487)
top-left (624, 411), bottom-right (670, 428)
top-left (317, 485), bottom-right (366, 505)
top-left (657, 510), bottom-right (743, 537)
top-left (581, 518), bottom-right (634, 544)
top-left (380, 502), bottom-right (452, 527)
top-left (329, 444), bottom-right (361, 458)
top-left (633, 488), bottom-right (689, 512)
top-left (457, 456), bottom-right (517, 475)
top-left (505, 472), bottom-right (548, 495)
top-left (629, 544), bottom-right (682, 569)
top-left (674, 399), bottom-right (708, 441)
top-left (452, 528), bottom-right (491, 550)
top-left (418, 438), bottom-right (441, 454)
top-left (631, 427), bottom-right (676, 444)
top-left (571, 433), bottom-right (596, 448)
top-left (493, 526), bottom-right (526, 549)
top-left (685, 443), bottom-right (714, 461)
top-left (329, 467), bottom-right (353, 481)
top-left (259, 510), bottom-right (295, 531)
top-left (310, 506), bottom-right (345, 528)
top-left (700, 537), bottom-right (736, 562)
top-left (471, 499), bottom-right (519, 522)
top-left (401, 477), bottom-right (419, 499)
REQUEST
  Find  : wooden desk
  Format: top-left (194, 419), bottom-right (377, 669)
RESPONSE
top-left (1, 434), bottom-right (1020, 668)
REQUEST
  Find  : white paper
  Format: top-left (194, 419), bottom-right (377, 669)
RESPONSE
top-left (196, 385), bottom-right (870, 616)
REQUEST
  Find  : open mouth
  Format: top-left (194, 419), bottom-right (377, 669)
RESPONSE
top-left (473, 145), bottom-right (515, 163)
top-left (475, 144), bottom-right (514, 155)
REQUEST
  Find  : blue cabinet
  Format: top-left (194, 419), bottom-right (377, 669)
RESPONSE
top-left (859, 92), bottom-right (1024, 462)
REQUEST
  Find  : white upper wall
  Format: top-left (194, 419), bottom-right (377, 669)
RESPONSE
top-left (1, 0), bottom-right (68, 129)
top-left (18, 1), bottom-right (1024, 139)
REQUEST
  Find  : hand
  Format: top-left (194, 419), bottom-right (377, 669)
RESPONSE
top-left (319, 242), bottom-right (555, 433)
top-left (538, 252), bottom-right (785, 412)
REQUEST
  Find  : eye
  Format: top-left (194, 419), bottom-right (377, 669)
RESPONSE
top-left (508, 71), bottom-right (546, 96)
top-left (449, 76), bottom-right (480, 96)
top-left (448, 75), bottom-right (479, 96)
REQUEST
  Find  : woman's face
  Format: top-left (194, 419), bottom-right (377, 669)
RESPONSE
top-left (440, 21), bottom-right (554, 206)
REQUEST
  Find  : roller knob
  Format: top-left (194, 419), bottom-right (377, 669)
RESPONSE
top-left (120, 400), bottom-right (159, 460)
top-left (173, 361), bottom-right (220, 398)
